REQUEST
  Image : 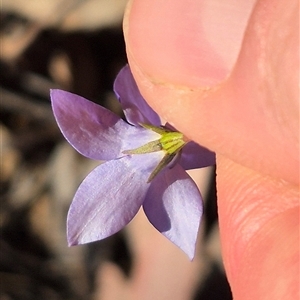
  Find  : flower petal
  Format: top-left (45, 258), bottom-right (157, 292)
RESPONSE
top-left (143, 164), bottom-right (203, 260)
top-left (67, 152), bottom-right (164, 246)
top-left (179, 141), bottom-right (216, 170)
top-left (114, 65), bottom-right (161, 126)
top-left (51, 89), bottom-right (157, 160)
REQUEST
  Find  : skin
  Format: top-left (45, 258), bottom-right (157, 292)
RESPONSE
top-left (123, 0), bottom-right (299, 299)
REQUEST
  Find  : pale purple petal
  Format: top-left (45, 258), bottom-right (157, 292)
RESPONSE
top-left (114, 65), bottom-right (161, 126)
top-left (67, 151), bottom-right (164, 246)
top-left (179, 141), bottom-right (216, 170)
top-left (51, 89), bottom-right (158, 161)
top-left (143, 164), bottom-right (203, 260)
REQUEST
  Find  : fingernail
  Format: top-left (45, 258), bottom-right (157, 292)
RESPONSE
top-left (125, 0), bottom-right (255, 87)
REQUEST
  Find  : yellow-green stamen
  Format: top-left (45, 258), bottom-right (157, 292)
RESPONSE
top-left (122, 123), bottom-right (188, 182)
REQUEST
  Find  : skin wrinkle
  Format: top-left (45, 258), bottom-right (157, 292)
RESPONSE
top-left (216, 155), bottom-right (299, 284)
top-left (233, 0), bottom-right (299, 170)
top-left (234, 208), bottom-right (299, 299)
top-left (252, 1), bottom-right (299, 150)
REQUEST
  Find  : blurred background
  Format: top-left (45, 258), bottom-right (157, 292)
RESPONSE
top-left (1, 1), bottom-right (232, 299)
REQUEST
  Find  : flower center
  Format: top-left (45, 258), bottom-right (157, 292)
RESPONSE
top-left (123, 124), bottom-right (188, 182)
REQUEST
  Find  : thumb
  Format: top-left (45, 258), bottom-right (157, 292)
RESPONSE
top-left (124, 0), bottom-right (298, 183)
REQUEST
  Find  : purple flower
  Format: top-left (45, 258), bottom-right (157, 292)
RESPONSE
top-left (50, 65), bottom-right (215, 259)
